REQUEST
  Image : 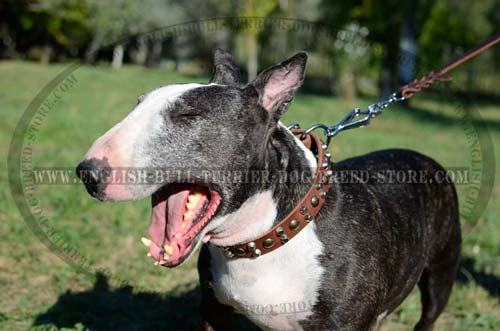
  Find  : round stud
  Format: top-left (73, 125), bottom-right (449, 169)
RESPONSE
top-left (263, 238), bottom-right (274, 249)
top-left (321, 175), bottom-right (328, 184)
top-left (276, 226), bottom-right (284, 236)
top-left (254, 249), bottom-right (262, 257)
top-left (247, 242), bottom-right (256, 251)
top-left (289, 219), bottom-right (300, 231)
top-left (311, 195), bottom-right (319, 207)
top-left (322, 143), bottom-right (328, 150)
top-left (315, 182), bottom-right (323, 189)
top-left (320, 191), bottom-right (327, 198)
top-left (236, 248), bottom-right (246, 256)
top-left (280, 234), bottom-right (289, 244)
top-left (300, 205), bottom-right (308, 214)
top-left (322, 160), bottom-right (329, 169)
top-left (225, 249), bottom-right (234, 258)
top-left (305, 214), bottom-right (314, 222)
top-left (326, 169), bottom-right (333, 177)
top-left (325, 152), bottom-right (331, 159)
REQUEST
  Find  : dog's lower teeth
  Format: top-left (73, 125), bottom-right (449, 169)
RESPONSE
top-left (141, 237), bottom-right (152, 247)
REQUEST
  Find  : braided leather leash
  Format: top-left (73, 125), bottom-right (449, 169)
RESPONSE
top-left (399, 33), bottom-right (500, 98)
top-left (291, 33), bottom-right (500, 148)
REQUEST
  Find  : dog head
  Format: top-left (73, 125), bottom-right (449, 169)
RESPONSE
top-left (77, 49), bottom-right (307, 266)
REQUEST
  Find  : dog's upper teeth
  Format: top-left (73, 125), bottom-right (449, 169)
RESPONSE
top-left (188, 193), bottom-right (202, 204)
top-left (164, 245), bottom-right (174, 255)
top-left (141, 237), bottom-right (152, 247)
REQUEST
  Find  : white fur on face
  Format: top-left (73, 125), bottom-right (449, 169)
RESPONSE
top-left (118, 83), bottom-right (207, 167)
top-left (82, 83), bottom-right (207, 200)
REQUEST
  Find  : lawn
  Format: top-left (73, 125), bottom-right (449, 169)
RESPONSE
top-left (0, 60), bottom-right (499, 331)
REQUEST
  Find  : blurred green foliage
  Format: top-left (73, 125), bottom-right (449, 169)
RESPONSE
top-left (1, 0), bottom-right (498, 97)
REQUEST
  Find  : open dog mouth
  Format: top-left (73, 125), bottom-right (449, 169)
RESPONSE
top-left (141, 184), bottom-right (221, 267)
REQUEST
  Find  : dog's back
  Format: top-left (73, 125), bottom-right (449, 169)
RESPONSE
top-left (304, 149), bottom-right (461, 331)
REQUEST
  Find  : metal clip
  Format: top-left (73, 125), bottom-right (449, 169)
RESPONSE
top-left (298, 92), bottom-right (406, 147)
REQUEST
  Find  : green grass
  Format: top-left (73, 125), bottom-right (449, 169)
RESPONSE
top-left (1, 60), bottom-right (499, 331)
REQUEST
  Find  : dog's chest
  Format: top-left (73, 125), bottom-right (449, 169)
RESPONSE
top-left (208, 224), bottom-right (324, 331)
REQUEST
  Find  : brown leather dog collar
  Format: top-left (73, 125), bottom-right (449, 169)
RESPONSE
top-left (221, 129), bottom-right (333, 259)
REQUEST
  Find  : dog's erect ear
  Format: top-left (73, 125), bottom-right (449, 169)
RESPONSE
top-left (210, 48), bottom-right (240, 87)
top-left (249, 52), bottom-right (307, 116)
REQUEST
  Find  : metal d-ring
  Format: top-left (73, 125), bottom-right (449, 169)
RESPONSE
top-left (300, 123), bottom-right (329, 140)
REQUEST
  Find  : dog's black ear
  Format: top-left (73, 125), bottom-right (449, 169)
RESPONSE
top-left (249, 52), bottom-right (307, 116)
top-left (210, 48), bottom-right (240, 87)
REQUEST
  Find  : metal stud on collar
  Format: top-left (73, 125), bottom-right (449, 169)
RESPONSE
top-left (236, 248), bottom-right (246, 256)
top-left (224, 249), bottom-right (234, 258)
top-left (247, 242), bottom-right (256, 251)
top-left (263, 238), bottom-right (274, 249)
top-left (289, 219), bottom-right (300, 230)
top-left (221, 129), bottom-right (332, 259)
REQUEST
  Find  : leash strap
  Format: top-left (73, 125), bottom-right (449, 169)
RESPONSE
top-left (293, 33), bottom-right (500, 147)
top-left (399, 33), bottom-right (500, 98)
top-left (221, 130), bottom-right (333, 259)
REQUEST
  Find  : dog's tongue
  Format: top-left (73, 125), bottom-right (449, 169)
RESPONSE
top-left (149, 190), bottom-right (189, 247)
top-left (147, 187), bottom-right (210, 264)
top-left (166, 190), bottom-right (190, 241)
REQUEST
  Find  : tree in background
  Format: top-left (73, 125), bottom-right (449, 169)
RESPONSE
top-left (84, 0), bottom-right (185, 68)
top-left (238, 0), bottom-right (278, 81)
top-left (419, 0), bottom-right (495, 70)
top-left (0, 0), bottom-right (90, 63)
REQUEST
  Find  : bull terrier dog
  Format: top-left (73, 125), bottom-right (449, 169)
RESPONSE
top-left (77, 49), bottom-right (461, 331)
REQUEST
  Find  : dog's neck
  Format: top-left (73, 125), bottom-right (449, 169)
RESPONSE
top-left (207, 124), bottom-right (316, 247)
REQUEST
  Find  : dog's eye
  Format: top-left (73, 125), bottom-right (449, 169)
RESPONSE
top-left (170, 108), bottom-right (203, 120)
